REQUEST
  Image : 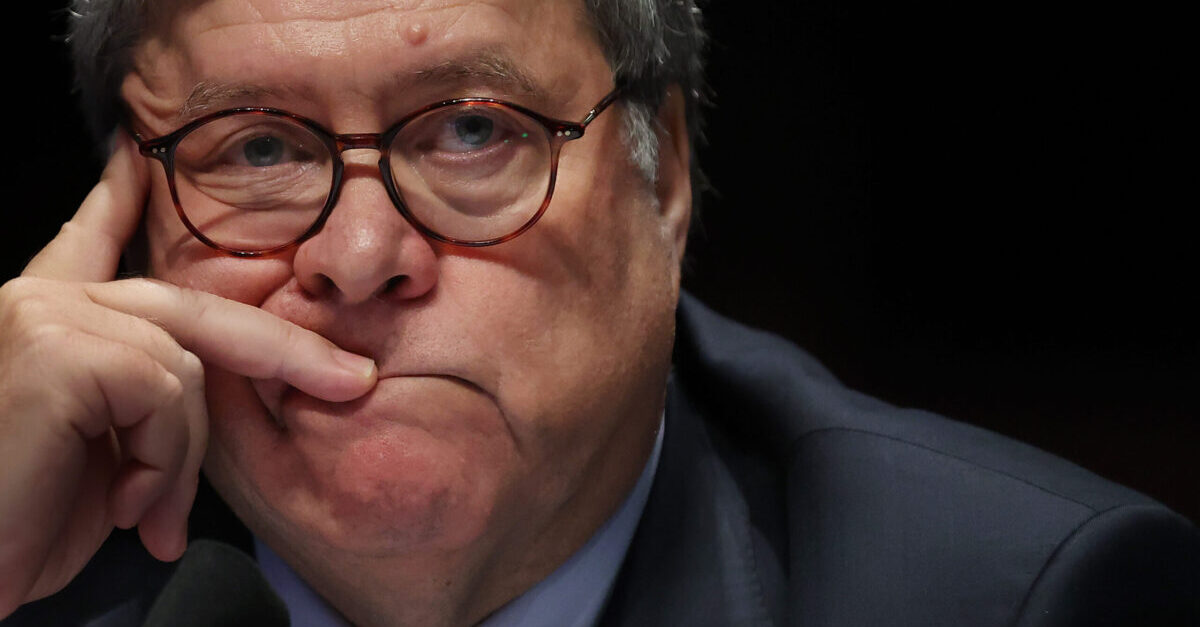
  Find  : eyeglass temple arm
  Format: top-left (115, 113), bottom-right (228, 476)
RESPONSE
top-left (581, 88), bottom-right (623, 127)
top-left (124, 124), bottom-right (170, 159)
top-left (115, 110), bottom-right (156, 154)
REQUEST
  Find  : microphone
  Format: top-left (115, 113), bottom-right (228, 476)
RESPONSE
top-left (142, 539), bottom-right (289, 627)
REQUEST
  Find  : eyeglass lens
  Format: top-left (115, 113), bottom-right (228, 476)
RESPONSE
top-left (170, 102), bottom-right (554, 252)
top-left (174, 113), bottom-right (335, 251)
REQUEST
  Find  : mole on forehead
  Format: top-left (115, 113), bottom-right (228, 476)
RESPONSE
top-left (165, 0), bottom-right (539, 37)
top-left (167, 0), bottom-right (434, 27)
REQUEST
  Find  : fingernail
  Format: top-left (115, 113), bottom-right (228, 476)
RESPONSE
top-left (332, 349), bottom-right (377, 380)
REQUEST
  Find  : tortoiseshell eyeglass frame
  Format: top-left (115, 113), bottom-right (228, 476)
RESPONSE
top-left (133, 88), bottom-right (622, 257)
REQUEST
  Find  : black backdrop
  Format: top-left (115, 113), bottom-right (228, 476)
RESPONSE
top-left (11, 2), bottom-right (1196, 522)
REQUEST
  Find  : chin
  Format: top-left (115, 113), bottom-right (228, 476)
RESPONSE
top-left (309, 429), bottom-right (508, 555)
top-left (202, 370), bottom-right (522, 559)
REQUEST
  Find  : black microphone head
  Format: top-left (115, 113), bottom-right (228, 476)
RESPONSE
top-left (142, 539), bottom-right (289, 627)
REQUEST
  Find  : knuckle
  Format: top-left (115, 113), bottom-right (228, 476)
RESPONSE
top-left (4, 292), bottom-right (48, 328)
top-left (46, 220), bottom-right (84, 249)
top-left (0, 287), bottom-right (79, 388)
top-left (159, 370), bottom-right (186, 405)
top-left (272, 323), bottom-right (307, 373)
top-left (136, 316), bottom-right (179, 354)
top-left (144, 278), bottom-right (207, 329)
top-left (0, 276), bottom-right (40, 301)
top-left (181, 287), bottom-right (211, 324)
top-left (277, 320), bottom-right (301, 348)
top-left (178, 350), bottom-right (205, 383)
top-left (0, 279), bottom-right (49, 322)
top-left (57, 220), bottom-right (84, 239)
top-left (20, 323), bottom-right (76, 356)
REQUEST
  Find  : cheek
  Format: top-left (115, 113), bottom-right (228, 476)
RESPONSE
top-left (143, 172), bottom-right (183, 271)
top-left (144, 183), bottom-right (294, 305)
top-left (445, 167), bottom-right (673, 446)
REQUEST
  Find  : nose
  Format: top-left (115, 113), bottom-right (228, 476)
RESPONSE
top-left (291, 151), bottom-right (438, 304)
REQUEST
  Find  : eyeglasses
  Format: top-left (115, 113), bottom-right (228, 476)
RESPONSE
top-left (135, 89), bottom-right (621, 256)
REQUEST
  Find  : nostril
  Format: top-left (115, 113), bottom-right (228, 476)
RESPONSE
top-left (308, 273), bottom-right (336, 297)
top-left (382, 275), bottom-right (407, 296)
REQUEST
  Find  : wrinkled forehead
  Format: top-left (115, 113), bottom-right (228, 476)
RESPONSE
top-left (127, 0), bottom-right (608, 130)
top-left (141, 0), bottom-right (594, 42)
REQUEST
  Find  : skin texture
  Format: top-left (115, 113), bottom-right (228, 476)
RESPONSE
top-left (0, 0), bottom-right (691, 625)
top-left (125, 0), bottom-right (693, 625)
top-left (0, 136), bottom-right (379, 618)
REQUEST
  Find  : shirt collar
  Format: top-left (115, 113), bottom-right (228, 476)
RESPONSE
top-left (256, 415), bottom-right (665, 627)
top-left (479, 415), bottom-right (664, 627)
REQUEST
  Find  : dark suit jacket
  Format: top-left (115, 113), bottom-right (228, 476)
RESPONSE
top-left (7, 293), bottom-right (1199, 626)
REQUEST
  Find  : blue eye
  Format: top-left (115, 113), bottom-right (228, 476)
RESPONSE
top-left (454, 115), bottom-right (494, 147)
top-left (399, 103), bottom-right (535, 159)
top-left (243, 135), bottom-right (285, 167)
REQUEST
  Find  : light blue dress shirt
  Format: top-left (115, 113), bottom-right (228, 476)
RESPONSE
top-left (256, 418), bottom-right (665, 627)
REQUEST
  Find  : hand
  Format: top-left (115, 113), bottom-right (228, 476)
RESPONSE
top-left (0, 135), bottom-right (377, 618)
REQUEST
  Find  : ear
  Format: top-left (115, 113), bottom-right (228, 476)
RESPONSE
top-left (654, 85), bottom-right (693, 265)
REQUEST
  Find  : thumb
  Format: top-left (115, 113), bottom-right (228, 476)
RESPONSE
top-left (23, 132), bottom-right (150, 282)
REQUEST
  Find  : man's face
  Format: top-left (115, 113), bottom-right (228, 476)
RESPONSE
top-left (121, 0), bottom-right (690, 600)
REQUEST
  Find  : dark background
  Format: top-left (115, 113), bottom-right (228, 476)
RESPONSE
top-left (12, 2), bottom-right (1196, 522)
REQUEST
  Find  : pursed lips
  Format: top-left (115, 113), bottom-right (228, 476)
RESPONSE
top-left (254, 370), bottom-right (493, 433)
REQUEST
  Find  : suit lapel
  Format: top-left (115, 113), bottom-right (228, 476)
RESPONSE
top-left (597, 378), bottom-right (782, 626)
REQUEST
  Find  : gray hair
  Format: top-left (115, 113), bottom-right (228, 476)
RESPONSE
top-left (67, 0), bottom-right (706, 195)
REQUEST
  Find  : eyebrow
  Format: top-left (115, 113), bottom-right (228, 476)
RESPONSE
top-left (409, 49), bottom-right (543, 98)
top-left (177, 82), bottom-right (300, 122)
top-left (176, 49), bottom-right (546, 123)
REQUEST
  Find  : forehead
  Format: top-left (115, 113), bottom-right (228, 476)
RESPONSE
top-left (131, 0), bottom-right (607, 128)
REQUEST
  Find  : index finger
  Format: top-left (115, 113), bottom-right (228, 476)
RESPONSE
top-left (23, 132), bottom-right (150, 282)
top-left (84, 279), bottom-right (378, 402)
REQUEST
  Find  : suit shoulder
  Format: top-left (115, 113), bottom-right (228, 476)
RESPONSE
top-left (673, 293), bottom-right (1200, 625)
top-left (675, 292), bottom-right (1152, 513)
top-left (1015, 504), bottom-right (1200, 626)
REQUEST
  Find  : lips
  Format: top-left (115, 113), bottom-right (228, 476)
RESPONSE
top-left (254, 371), bottom-right (493, 438)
